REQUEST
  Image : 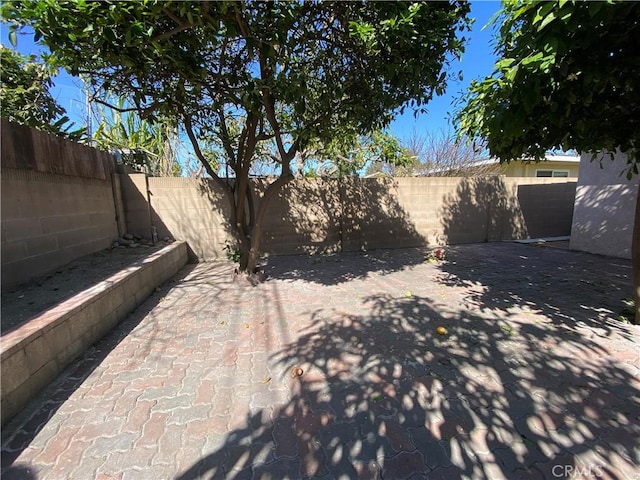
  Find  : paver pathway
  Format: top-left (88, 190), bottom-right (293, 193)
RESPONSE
top-left (2, 243), bottom-right (639, 479)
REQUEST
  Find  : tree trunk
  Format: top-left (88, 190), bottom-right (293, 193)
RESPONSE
top-left (235, 207), bottom-right (265, 274)
top-left (235, 194), bottom-right (253, 273)
top-left (234, 210), bottom-right (261, 274)
top-left (247, 236), bottom-right (261, 274)
top-left (633, 182), bottom-right (640, 324)
top-left (243, 174), bottom-right (294, 274)
top-left (238, 239), bottom-right (250, 272)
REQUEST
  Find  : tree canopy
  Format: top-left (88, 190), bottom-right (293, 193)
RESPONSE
top-left (456, 0), bottom-right (640, 176)
top-left (302, 130), bottom-right (414, 178)
top-left (0, 44), bottom-right (83, 139)
top-left (4, 0), bottom-right (471, 272)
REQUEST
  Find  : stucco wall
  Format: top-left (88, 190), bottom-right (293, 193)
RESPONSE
top-left (502, 160), bottom-right (580, 178)
top-left (570, 152), bottom-right (639, 259)
top-left (133, 176), bottom-right (576, 260)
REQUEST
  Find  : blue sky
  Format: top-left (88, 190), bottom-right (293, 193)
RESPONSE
top-left (1, 1), bottom-right (502, 142)
top-left (390, 1), bottom-right (500, 141)
top-left (1, 23), bottom-right (89, 124)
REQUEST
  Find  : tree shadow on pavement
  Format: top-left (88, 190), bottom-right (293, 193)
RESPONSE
top-left (433, 242), bottom-right (636, 342)
top-left (177, 291), bottom-right (640, 479)
top-left (264, 247), bottom-right (429, 287)
top-left (262, 177), bottom-right (428, 286)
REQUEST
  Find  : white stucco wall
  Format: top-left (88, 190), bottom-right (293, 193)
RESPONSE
top-left (570, 152), bottom-right (639, 259)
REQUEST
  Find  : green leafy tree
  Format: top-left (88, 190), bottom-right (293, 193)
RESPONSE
top-left (92, 97), bottom-right (182, 177)
top-left (0, 44), bottom-right (83, 139)
top-left (5, 1), bottom-right (470, 273)
top-left (456, 0), bottom-right (640, 323)
top-left (302, 130), bottom-right (414, 178)
top-left (221, 128), bottom-right (412, 178)
top-left (362, 133), bottom-right (420, 177)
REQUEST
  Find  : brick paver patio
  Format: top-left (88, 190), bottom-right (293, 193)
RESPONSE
top-left (2, 243), bottom-right (639, 479)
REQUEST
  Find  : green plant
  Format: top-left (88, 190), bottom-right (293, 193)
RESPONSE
top-left (223, 241), bottom-right (241, 264)
top-left (619, 299), bottom-right (635, 324)
top-left (0, 44), bottom-right (84, 139)
top-left (92, 96), bottom-right (182, 176)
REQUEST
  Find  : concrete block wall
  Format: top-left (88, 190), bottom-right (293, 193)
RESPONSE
top-left (570, 152), bottom-right (639, 259)
top-left (259, 179), bottom-right (343, 254)
top-left (367, 176), bottom-right (498, 248)
top-left (1, 121), bottom-right (120, 290)
top-left (506, 178), bottom-right (577, 239)
top-left (1, 169), bottom-right (119, 289)
top-left (343, 177), bottom-right (574, 248)
top-left (147, 177), bottom-right (232, 260)
top-left (111, 173), bottom-right (127, 237)
top-left (120, 173), bottom-right (153, 240)
top-left (138, 175), bottom-right (577, 260)
top-left (0, 242), bottom-right (188, 426)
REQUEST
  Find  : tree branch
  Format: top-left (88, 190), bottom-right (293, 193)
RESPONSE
top-left (259, 52), bottom-right (295, 176)
top-left (91, 97), bottom-right (141, 113)
top-left (91, 97), bottom-right (158, 120)
top-left (150, 23), bottom-right (195, 44)
top-left (217, 107), bottom-right (239, 167)
top-left (181, 108), bottom-right (223, 185)
top-left (162, 7), bottom-right (188, 27)
top-left (232, 3), bottom-right (250, 39)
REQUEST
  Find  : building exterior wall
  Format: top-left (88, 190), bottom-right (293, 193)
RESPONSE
top-left (570, 152), bottom-right (639, 259)
top-left (501, 160), bottom-right (580, 178)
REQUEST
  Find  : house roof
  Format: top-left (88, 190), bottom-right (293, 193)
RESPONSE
top-left (416, 153), bottom-right (581, 176)
top-left (469, 153), bottom-right (581, 168)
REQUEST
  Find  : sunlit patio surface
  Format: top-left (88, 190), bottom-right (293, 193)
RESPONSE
top-left (2, 242), bottom-right (639, 480)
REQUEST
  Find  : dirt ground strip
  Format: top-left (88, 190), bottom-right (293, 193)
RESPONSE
top-left (1, 244), bottom-right (166, 334)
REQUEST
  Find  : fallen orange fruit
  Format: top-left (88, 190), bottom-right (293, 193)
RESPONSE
top-left (436, 326), bottom-right (447, 335)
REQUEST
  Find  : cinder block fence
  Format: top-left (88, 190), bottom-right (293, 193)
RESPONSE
top-left (2, 119), bottom-right (578, 283)
top-left (128, 175), bottom-right (576, 261)
top-left (1, 119), bottom-right (122, 289)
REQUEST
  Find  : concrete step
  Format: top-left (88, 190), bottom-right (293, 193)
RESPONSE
top-left (1, 241), bottom-right (189, 426)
